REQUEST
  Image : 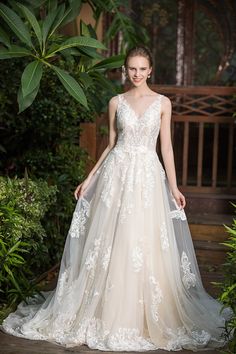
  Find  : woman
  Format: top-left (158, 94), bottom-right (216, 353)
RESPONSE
top-left (2, 46), bottom-right (233, 351)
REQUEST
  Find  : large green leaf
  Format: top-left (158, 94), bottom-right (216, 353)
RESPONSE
top-left (48, 3), bottom-right (66, 38)
top-left (21, 60), bottom-right (43, 97)
top-left (46, 36), bottom-right (106, 58)
top-left (91, 54), bottom-right (125, 70)
top-left (0, 26), bottom-right (10, 48)
top-left (80, 20), bottom-right (91, 37)
top-left (60, 0), bottom-right (82, 27)
top-left (23, 0), bottom-right (47, 9)
top-left (0, 45), bottom-right (31, 59)
top-left (42, 6), bottom-right (59, 45)
top-left (104, 13), bottom-right (121, 41)
top-left (48, 0), bottom-right (58, 12)
top-left (0, 3), bottom-right (33, 48)
top-left (17, 3), bottom-right (42, 51)
top-left (79, 72), bottom-right (94, 89)
top-left (17, 83), bottom-right (40, 113)
top-left (52, 65), bottom-right (87, 108)
top-left (76, 46), bottom-right (103, 59)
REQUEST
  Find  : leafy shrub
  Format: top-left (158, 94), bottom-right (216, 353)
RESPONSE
top-left (0, 175), bottom-right (57, 307)
top-left (0, 58), bottom-right (89, 267)
top-left (218, 204), bottom-right (236, 353)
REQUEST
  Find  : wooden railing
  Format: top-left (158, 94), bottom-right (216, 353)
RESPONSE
top-left (151, 85), bottom-right (236, 194)
top-left (80, 85), bottom-right (236, 194)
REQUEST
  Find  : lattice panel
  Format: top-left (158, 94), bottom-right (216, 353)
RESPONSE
top-left (168, 94), bottom-right (236, 116)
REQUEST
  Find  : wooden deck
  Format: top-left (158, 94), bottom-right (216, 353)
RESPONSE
top-left (0, 331), bottom-right (222, 354)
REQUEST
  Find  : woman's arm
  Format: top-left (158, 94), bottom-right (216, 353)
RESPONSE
top-left (74, 96), bottom-right (118, 199)
top-left (159, 96), bottom-right (186, 208)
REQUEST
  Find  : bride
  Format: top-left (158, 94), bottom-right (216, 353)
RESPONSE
top-left (2, 46), bottom-right (233, 352)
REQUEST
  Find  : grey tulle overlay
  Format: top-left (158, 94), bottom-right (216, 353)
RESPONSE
top-left (2, 93), bottom-right (234, 351)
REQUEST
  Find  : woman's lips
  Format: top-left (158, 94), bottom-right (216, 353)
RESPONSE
top-left (133, 78), bottom-right (142, 82)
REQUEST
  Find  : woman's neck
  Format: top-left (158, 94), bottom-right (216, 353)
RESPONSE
top-left (128, 83), bottom-right (154, 97)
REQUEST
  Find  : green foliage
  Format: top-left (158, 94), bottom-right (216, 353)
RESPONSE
top-left (87, 0), bottom-right (149, 51)
top-left (0, 57), bottom-right (90, 266)
top-left (0, 0), bottom-right (125, 111)
top-left (0, 175), bottom-right (57, 306)
top-left (217, 203), bottom-right (236, 353)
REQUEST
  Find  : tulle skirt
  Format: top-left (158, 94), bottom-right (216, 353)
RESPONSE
top-left (1, 146), bottom-right (233, 351)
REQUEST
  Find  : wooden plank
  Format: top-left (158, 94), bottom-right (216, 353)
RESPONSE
top-left (182, 121), bottom-right (189, 186)
top-left (212, 122), bottom-right (219, 188)
top-left (149, 84), bottom-right (236, 95)
top-left (227, 123), bottom-right (234, 188)
top-left (195, 248), bottom-right (226, 266)
top-left (179, 185), bottom-right (236, 193)
top-left (189, 224), bottom-right (229, 242)
top-left (193, 240), bottom-right (228, 251)
top-left (173, 115), bottom-right (235, 123)
top-left (197, 122), bottom-right (204, 187)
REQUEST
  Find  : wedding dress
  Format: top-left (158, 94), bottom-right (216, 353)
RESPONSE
top-left (2, 93), bottom-right (233, 351)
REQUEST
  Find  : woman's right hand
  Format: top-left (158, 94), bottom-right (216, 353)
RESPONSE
top-left (74, 176), bottom-right (92, 200)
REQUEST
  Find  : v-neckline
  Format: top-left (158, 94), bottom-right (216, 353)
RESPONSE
top-left (121, 93), bottom-right (161, 120)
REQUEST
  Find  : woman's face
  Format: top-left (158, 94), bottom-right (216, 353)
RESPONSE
top-left (126, 55), bottom-right (152, 87)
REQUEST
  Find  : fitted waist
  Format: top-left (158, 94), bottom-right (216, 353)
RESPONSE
top-left (113, 143), bottom-right (157, 155)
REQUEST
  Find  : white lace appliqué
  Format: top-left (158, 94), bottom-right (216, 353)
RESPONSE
top-left (170, 209), bottom-right (187, 221)
top-left (160, 221), bottom-right (169, 250)
top-left (132, 246), bottom-right (143, 272)
top-left (102, 246), bottom-right (112, 271)
top-left (181, 251), bottom-right (196, 289)
top-left (56, 267), bottom-right (70, 304)
top-left (85, 237), bottom-right (102, 277)
top-left (69, 198), bottom-right (90, 238)
top-left (149, 275), bottom-right (163, 322)
top-left (84, 288), bottom-right (100, 306)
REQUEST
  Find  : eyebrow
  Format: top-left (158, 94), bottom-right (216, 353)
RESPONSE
top-left (128, 66), bottom-right (148, 69)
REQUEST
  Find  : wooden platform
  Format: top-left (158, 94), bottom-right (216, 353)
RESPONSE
top-left (188, 212), bottom-right (233, 297)
top-left (0, 331), bottom-right (222, 354)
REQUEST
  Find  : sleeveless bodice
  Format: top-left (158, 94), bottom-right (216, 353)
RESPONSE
top-left (114, 93), bottom-right (163, 153)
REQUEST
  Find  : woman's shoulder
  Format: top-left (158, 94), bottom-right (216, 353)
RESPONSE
top-left (158, 93), bottom-right (171, 106)
top-left (108, 94), bottom-right (121, 109)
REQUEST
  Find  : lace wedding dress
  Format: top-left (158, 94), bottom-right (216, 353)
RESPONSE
top-left (2, 93), bottom-right (233, 351)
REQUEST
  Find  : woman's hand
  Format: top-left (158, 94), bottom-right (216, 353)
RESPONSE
top-left (171, 188), bottom-right (186, 209)
top-left (74, 176), bottom-right (92, 200)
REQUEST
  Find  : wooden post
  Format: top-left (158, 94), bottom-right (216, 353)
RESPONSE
top-left (176, 0), bottom-right (195, 85)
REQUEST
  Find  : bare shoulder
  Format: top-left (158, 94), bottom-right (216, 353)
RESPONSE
top-left (108, 95), bottom-right (119, 110)
top-left (160, 94), bottom-right (172, 108)
top-left (160, 94), bottom-right (172, 115)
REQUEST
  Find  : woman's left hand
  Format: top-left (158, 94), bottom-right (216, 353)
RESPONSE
top-left (171, 188), bottom-right (186, 209)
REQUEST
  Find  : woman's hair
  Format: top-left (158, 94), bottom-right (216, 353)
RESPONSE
top-left (124, 46), bottom-right (153, 69)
